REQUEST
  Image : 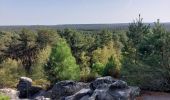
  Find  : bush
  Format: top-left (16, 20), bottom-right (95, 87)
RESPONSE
top-left (0, 58), bottom-right (24, 88)
top-left (80, 66), bottom-right (91, 82)
top-left (103, 56), bottom-right (120, 78)
top-left (91, 62), bottom-right (104, 76)
top-left (121, 57), bottom-right (167, 91)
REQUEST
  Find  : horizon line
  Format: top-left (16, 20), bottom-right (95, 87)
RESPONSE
top-left (1, 22), bottom-right (170, 26)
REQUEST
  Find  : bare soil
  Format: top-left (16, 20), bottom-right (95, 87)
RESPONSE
top-left (136, 91), bottom-right (170, 100)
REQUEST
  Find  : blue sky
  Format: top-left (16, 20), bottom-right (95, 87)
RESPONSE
top-left (0, 0), bottom-right (170, 25)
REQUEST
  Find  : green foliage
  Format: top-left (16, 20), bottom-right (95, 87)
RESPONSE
top-left (128, 14), bottom-right (150, 46)
top-left (0, 58), bottom-right (24, 88)
top-left (31, 45), bottom-right (52, 79)
top-left (0, 16), bottom-right (170, 92)
top-left (0, 29), bottom-right (59, 87)
top-left (91, 41), bottom-right (122, 77)
top-left (98, 30), bottom-right (112, 46)
top-left (80, 66), bottom-right (91, 82)
top-left (79, 52), bottom-right (91, 81)
top-left (91, 62), bottom-right (105, 76)
top-left (0, 31), bottom-right (19, 62)
top-left (122, 17), bottom-right (170, 91)
top-left (45, 39), bottom-right (80, 83)
top-left (0, 93), bottom-right (10, 100)
top-left (127, 14), bottom-right (150, 64)
top-left (103, 56), bottom-right (119, 77)
top-left (37, 29), bottom-right (59, 47)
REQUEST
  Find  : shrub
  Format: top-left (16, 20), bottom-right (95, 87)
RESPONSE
top-left (91, 62), bottom-right (105, 76)
top-left (0, 58), bottom-right (24, 88)
top-left (80, 66), bottom-right (91, 82)
top-left (121, 57), bottom-right (167, 91)
top-left (103, 56), bottom-right (120, 78)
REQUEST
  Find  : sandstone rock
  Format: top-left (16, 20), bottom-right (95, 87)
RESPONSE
top-left (129, 86), bottom-right (140, 99)
top-left (17, 77), bottom-right (33, 98)
top-left (0, 88), bottom-right (19, 100)
top-left (109, 80), bottom-right (128, 90)
top-left (64, 89), bottom-right (93, 100)
top-left (89, 76), bottom-right (117, 90)
top-left (15, 76), bottom-right (140, 100)
top-left (51, 80), bottom-right (86, 99)
top-left (63, 76), bottom-right (140, 100)
top-left (89, 89), bottom-right (113, 100)
top-left (20, 77), bottom-right (33, 83)
top-left (17, 77), bottom-right (43, 99)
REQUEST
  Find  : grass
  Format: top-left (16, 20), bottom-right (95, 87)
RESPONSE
top-left (0, 93), bottom-right (10, 100)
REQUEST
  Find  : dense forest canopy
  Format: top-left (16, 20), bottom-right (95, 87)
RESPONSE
top-left (0, 16), bottom-right (170, 92)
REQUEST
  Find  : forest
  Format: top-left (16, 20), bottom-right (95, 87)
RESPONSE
top-left (0, 15), bottom-right (170, 94)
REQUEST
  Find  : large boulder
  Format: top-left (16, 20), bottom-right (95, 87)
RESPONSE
top-left (62, 76), bottom-right (140, 100)
top-left (51, 80), bottom-right (88, 99)
top-left (17, 77), bottom-right (43, 98)
top-left (17, 77), bottom-right (33, 98)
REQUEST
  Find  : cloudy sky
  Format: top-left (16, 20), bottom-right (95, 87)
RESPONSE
top-left (0, 0), bottom-right (170, 25)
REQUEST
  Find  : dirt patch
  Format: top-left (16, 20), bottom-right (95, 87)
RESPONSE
top-left (136, 91), bottom-right (170, 100)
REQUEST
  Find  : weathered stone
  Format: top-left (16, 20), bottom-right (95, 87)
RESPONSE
top-left (30, 86), bottom-right (43, 96)
top-left (51, 80), bottom-right (85, 99)
top-left (64, 89), bottom-right (93, 100)
top-left (15, 76), bottom-right (140, 100)
top-left (109, 80), bottom-right (128, 90)
top-left (89, 89), bottom-right (112, 100)
top-left (19, 77), bottom-right (33, 83)
top-left (0, 88), bottom-right (19, 100)
top-left (17, 77), bottom-right (43, 99)
top-left (129, 86), bottom-right (141, 99)
top-left (63, 77), bottom-right (140, 100)
top-left (89, 76), bottom-right (117, 90)
top-left (31, 89), bottom-right (52, 100)
top-left (17, 77), bottom-right (33, 98)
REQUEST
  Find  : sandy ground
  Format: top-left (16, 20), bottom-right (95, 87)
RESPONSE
top-left (136, 91), bottom-right (170, 100)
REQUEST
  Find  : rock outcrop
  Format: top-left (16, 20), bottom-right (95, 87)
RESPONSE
top-left (9, 76), bottom-right (140, 100)
top-left (51, 80), bottom-right (89, 99)
top-left (51, 76), bottom-right (140, 100)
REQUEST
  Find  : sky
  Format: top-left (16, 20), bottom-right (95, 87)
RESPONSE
top-left (0, 0), bottom-right (170, 25)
